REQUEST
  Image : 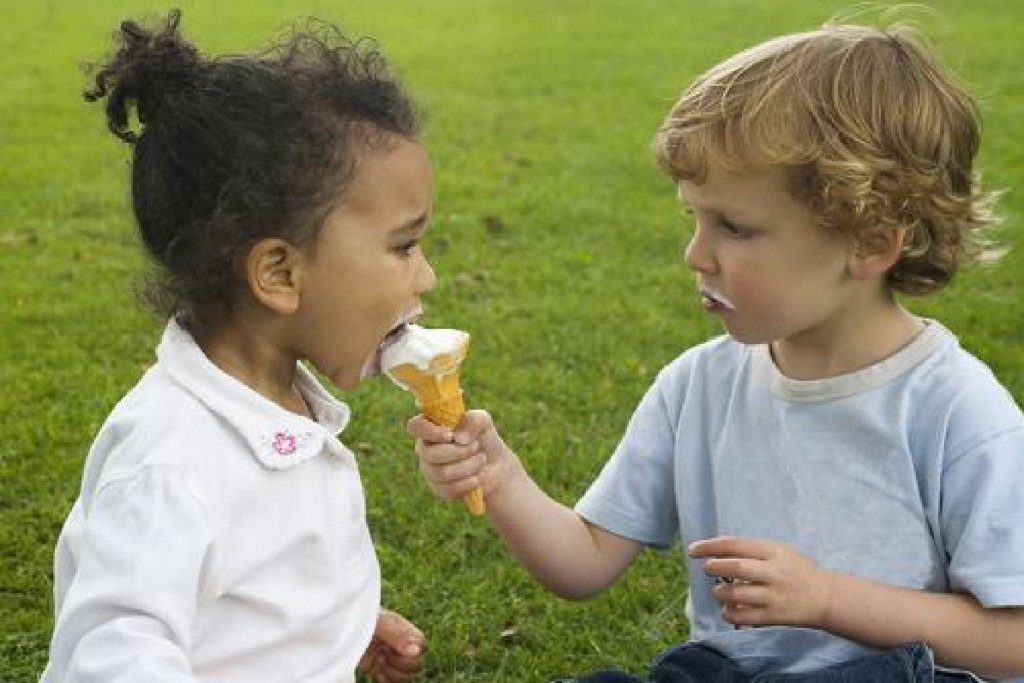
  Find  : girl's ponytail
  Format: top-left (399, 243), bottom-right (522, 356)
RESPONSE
top-left (84, 9), bottom-right (199, 144)
top-left (83, 10), bottom-right (418, 334)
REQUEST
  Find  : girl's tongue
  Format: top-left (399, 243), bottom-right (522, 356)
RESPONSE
top-left (360, 320), bottom-right (412, 379)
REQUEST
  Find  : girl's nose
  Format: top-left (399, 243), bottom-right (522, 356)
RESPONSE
top-left (417, 254), bottom-right (437, 294)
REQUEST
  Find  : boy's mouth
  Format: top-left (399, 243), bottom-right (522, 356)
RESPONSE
top-left (699, 287), bottom-right (735, 312)
top-left (361, 308), bottom-right (422, 378)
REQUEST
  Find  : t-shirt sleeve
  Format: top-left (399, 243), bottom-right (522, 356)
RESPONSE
top-left (575, 369), bottom-right (681, 548)
top-left (45, 466), bottom-right (213, 682)
top-left (941, 424), bottom-right (1024, 608)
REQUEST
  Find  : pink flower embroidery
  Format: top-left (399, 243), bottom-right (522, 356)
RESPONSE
top-left (272, 431), bottom-right (297, 456)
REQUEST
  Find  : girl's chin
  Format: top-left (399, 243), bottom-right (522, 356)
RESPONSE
top-left (359, 345), bottom-right (386, 381)
top-left (304, 354), bottom-right (366, 391)
top-left (333, 369), bottom-right (363, 391)
top-left (308, 357), bottom-right (363, 391)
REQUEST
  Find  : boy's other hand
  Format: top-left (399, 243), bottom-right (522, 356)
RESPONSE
top-left (688, 536), bottom-right (833, 629)
top-left (357, 608), bottom-right (425, 682)
top-left (407, 409), bottom-right (518, 502)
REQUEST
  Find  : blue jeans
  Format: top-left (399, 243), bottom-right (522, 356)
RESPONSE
top-left (558, 642), bottom-right (980, 682)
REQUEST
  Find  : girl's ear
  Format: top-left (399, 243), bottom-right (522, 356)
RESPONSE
top-left (848, 227), bottom-right (906, 280)
top-left (244, 238), bottom-right (304, 315)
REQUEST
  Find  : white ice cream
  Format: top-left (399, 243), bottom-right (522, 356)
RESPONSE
top-left (381, 324), bottom-right (469, 374)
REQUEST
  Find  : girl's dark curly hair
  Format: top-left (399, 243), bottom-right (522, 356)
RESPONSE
top-left (85, 9), bottom-right (420, 333)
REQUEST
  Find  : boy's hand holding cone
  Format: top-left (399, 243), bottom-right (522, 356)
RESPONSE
top-left (382, 325), bottom-right (485, 515)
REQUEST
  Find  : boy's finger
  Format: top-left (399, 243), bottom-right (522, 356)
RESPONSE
top-left (414, 440), bottom-right (477, 466)
top-left (431, 475), bottom-right (482, 499)
top-left (434, 454), bottom-right (486, 484)
top-left (418, 453), bottom-right (481, 491)
top-left (703, 557), bottom-right (772, 584)
top-left (406, 414), bottom-right (453, 443)
top-left (712, 580), bottom-right (771, 607)
top-left (688, 536), bottom-right (777, 560)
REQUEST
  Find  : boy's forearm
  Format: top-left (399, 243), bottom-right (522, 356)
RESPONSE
top-left (484, 460), bottom-right (639, 599)
top-left (822, 571), bottom-right (1024, 677)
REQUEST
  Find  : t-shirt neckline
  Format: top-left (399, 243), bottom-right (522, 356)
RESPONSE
top-left (753, 320), bottom-right (952, 402)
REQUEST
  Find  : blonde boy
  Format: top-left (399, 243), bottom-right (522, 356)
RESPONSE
top-left (411, 24), bottom-right (1024, 681)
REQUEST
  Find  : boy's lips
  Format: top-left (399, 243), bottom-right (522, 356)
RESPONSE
top-left (699, 287), bottom-right (735, 312)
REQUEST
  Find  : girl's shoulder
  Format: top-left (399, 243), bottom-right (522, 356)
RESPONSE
top-left (90, 366), bottom-right (232, 482)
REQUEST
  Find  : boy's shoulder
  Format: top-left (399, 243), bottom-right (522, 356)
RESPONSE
top-left (908, 325), bottom-right (1023, 453)
top-left (645, 334), bottom-right (751, 416)
top-left (657, 333), bottom-right (749, 386)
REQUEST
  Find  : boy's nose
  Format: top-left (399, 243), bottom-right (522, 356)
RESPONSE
top-left (683, 229), bottom-right (714, 274)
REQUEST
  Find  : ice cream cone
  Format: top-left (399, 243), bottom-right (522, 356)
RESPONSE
top-left (386, 336), bottom-right (485, 516)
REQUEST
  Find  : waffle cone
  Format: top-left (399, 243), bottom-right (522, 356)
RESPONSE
top-left (389, 351), bottom-right (485, 516)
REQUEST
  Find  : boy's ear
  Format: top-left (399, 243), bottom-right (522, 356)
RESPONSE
top-left (243, 238), bottom-right (304, 315)
top-left (848, 227), bottom-right (906, 280)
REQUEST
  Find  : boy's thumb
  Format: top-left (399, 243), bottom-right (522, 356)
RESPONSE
top-left (453, 409), bottom-right (492, 445)
top-left (407, 414), bottom-right (452, 443)
top-left (460, 408), bottom-right (493, 432)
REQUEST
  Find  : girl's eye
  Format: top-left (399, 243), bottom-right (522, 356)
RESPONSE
top-left (395, 239), bottom-right (420, 256)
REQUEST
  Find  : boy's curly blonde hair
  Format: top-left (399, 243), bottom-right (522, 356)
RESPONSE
top-left (654, 24), bottom-right (998, 296)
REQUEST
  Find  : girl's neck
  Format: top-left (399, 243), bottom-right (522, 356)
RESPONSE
top-left (770, 299), bottom-right (923, 381)
top-left (195, 319), bottom-right (313, 419)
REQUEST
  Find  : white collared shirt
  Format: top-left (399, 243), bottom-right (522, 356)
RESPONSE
top-left (42, 320), bottom-right (380, 683)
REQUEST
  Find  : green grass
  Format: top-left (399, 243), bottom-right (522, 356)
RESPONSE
top-left (2, 1), bottom-right (1022, 680)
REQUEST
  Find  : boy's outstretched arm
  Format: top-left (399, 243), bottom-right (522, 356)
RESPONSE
top-left (409, 411), bottom-right (642, 599)
top-left (690, 536), bottom-right (1024, 678)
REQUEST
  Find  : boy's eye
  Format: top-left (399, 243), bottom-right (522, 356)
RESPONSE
top-left (718, 219), bottom-right (751, 238)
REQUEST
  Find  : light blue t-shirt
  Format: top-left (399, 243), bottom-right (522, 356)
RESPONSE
top-left (576, 321), bottom-right (1024, 676)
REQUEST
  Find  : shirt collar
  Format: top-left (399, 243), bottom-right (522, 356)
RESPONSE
top-left (754, 319), bottom-right (952, 403)
top-left (156, 319), bottom-right (352, 469)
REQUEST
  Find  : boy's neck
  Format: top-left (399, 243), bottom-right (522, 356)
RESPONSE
top-left (769, 301), bottom-right (923, 381)
top-left (194, 318), bottom-right (313, 419)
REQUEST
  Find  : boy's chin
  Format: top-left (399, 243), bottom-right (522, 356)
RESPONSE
top-left (721, 325), bottom-right (771, 346)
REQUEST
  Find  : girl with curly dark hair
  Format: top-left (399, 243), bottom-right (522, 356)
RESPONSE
top-left (43, 10), bottom-right (433, 682)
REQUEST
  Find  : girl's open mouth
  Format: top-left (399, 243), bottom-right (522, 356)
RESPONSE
top-left (361, 310), bottom-right (422, 378)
